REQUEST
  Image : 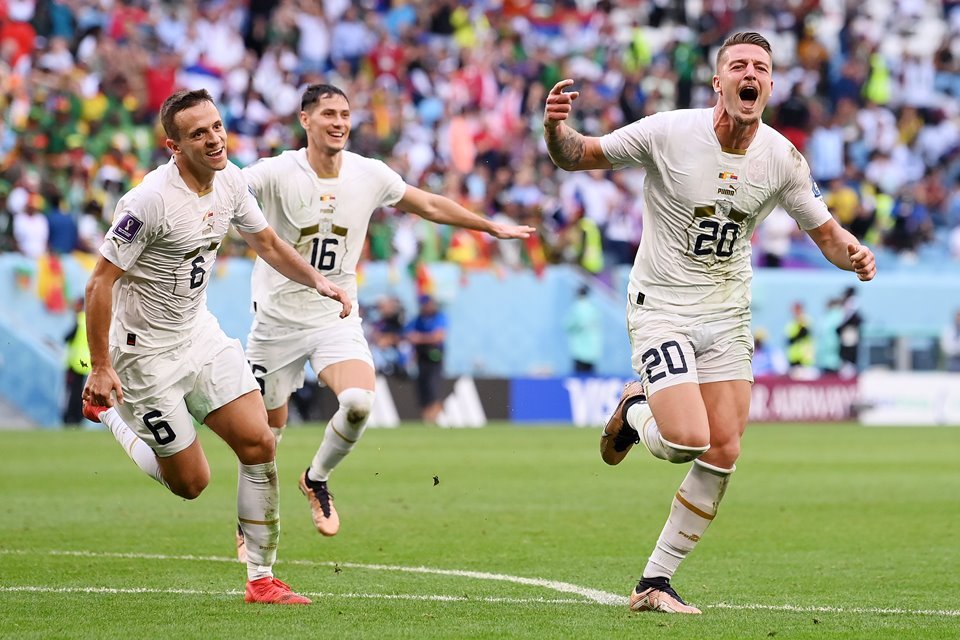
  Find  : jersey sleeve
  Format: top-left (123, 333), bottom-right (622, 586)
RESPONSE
top-left (242, 157), bottom-right (271, 201)
top-left (371, 158), bottom-right (407, 207)
top-left (99, 191), bottom-right (162, 271)
top-left (230, 166), bottom-right (269, 233)
top-left (599, 113), bottom-right (662, 170)
top-left (778, 151), bottom-right (832, 231)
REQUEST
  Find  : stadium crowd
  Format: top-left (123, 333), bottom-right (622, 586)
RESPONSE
top-left (2, 0), bottom-right (960, 276)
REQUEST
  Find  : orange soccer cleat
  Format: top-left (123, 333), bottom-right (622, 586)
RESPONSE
top-left (244, 577), bottom-right (312, 605)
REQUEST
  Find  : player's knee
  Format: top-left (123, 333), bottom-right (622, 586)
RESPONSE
top-left (338, 388), bottom-right (374, 425)
top-left (705, 438), bottom-right (741, 468)
top-left (235, 427), bottom-right (276, 464)
top-left (170, 471), bottom-right (209, 500)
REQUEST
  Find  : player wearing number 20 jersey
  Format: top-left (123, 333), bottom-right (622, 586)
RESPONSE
top-left (544, 32), bottom-right (876, 614)
top-left (600, 107), bottom-right (832, 394)
top-left (600, 108), bottom-right (831, 316)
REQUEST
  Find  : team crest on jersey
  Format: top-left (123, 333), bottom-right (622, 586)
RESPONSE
top-left (746, 160), bottom-right (767, 184)
top-left (112, 213), bottom-right (143, 243)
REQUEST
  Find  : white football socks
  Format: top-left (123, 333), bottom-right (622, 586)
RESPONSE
top-left (642, 459), bottom-right (734, 579)
top-left (307, 389), bottom-right (373, 483)
top-left (237, 461), bottom-right (280, 581)
top-left (101, 407), bottom-right (169, 488)
top-left (627, 403), bottom-right (710, 463)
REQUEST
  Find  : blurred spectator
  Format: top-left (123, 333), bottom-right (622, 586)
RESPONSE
top-left (12, 192), bottom-right (48, 258)
top-left (1, 0), bottom-right (959, 274)
top-left (406, 294), bottom-right (447, 423)
top-left (940, 309), bottom-right (960, 372)
top-left (62, 297), bottom-right (91, 427)
top-left (758, 207), bottom-right (799, 268)
top-left (838, 287), bottom-right (865, 376)
top-left (815, 298), bottom-right (844, 375)
top-left (369, 295), bottom-right (410, 377)
top-left (785, 301), bottom-right (815, 375)
top-left (752, 328), bottom-right (787, 377)
top-left (564, 285), bottom-right (602, 375)
top-left (45, 192), bottom-right (77, 254)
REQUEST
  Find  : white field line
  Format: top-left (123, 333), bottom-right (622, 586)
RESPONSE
top-left (0, 585), bottom-right (588, 605)
top-left (1, 549), bottom-right (959, 617)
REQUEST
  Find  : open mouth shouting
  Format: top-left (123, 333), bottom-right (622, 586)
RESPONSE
top-left (738, 85), bottom-right (759, 111)
top-left (206, 146), bottom-right (226, 161)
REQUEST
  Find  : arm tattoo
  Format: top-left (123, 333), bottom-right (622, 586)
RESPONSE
top-left (545, 125), bottom-right (586, 171)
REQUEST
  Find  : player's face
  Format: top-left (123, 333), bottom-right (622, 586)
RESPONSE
top-left (301, 94), bottom-right (351, 154)
top-left (713, 44), bottom-right (773, 126)
top-left (168, 101), bottom-right (229, 172)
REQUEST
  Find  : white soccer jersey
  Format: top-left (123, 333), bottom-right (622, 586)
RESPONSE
top-left (244, 148), bottom-right (406, 328)
top-left (101, 158), bottom-right (268, 352)
top-left (600, 109), bottom-right (832, 314)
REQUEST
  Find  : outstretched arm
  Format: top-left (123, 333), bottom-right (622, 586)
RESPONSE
top-left (397, 186), bottom-right (535, 239)
top-left (240, 226), bottom-right (353, 318)
top-left (805, 218), bottom-right (876, 281)
top-left (543, 79), bottom-right (612, 172)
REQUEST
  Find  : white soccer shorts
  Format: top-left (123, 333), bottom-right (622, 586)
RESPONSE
top-left (110, 318), bottom-right (259, 457)
top-left (626, 302), bottom-right (754, 398)
top-left (245, 316), bottom-right (374, 411)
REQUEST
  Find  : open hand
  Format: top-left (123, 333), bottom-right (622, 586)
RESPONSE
top-left (489, 223), bottom-right (536, 240)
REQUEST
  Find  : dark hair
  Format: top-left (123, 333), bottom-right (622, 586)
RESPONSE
top-left (160, 89), bottom-right (216, 140)
top-left (301, 83), bottom-right (349, 112)
top-left (716, 31), bottom-right (773, 69)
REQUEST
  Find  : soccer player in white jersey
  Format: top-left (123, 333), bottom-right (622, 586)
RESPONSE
top-left (237, 84), bottom-right (535, 557)
top-left (241, 83), bottom-right (534, 545)
top-left (81, 89), bottom-right (352, 605)
top-left (543, 32), bottom-right (876, 613)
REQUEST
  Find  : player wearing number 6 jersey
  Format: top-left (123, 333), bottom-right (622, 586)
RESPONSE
top-left (241, 83), bottom-right (534, 548)
top-left (544, 31), bottom-right (876, 614)
top-left (82, 89), bottom-right (351, 605)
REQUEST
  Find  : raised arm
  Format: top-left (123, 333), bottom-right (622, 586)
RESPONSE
top-left (396, 185), bottom-right (535, 239)
top-left (543, 79), bottom-right (612, 172)
top-left (805, 217), bottom-right (876, 281)
top-left (239, 226), bottom-right (353, 318)
top-left (83, 256), bottom-right (125, 406)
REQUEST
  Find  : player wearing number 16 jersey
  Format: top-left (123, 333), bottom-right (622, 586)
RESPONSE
top-left (543, 32), bottom-right (876, 613)
top-left (82, 89), bottom-right (351, 605)
top-left (241, 84), bottom-right (534, 548)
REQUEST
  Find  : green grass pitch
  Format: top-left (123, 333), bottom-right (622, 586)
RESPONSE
top-left (1, 422), bottom-right (958, 639)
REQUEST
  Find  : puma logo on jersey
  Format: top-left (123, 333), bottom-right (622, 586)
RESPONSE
top-left (717, 184), bottom-right (738, 196)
